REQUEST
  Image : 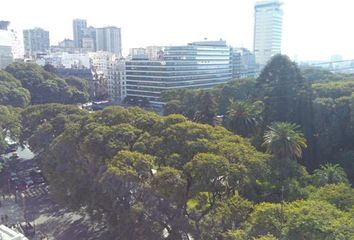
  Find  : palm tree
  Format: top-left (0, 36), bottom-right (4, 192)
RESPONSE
top-left (263, 122), bottom-right (307, 160)
top-left (224, 100), bottom-right (263, 137)
top-left (312, 163), bottom-right (349, 186)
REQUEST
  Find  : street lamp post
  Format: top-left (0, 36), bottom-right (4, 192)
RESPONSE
top-left (21, 192), bottom-right (26, 222)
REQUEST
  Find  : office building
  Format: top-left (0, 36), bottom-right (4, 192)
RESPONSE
top-left (0, 21), bottom-right (13, 68)
top-left (96, 27), bottom-right (122, 57)
top-left (36, 52), bottom-right (90, 69)
top-left (73, 19), bottom-right (87, 48)
top-left (23, 27), bottom-right (50, 57)
top-left (125, 40), bottom-right (232, 108)
top-left (0, 46), bottom-right (13, 69)
top-left (231, 47), bottom-right (257, 78)
top-left (0, 21), bottom-right (22, 63)
top-left (82, 37), bottom-right (95, 52)
top-left (83, 26), bottom-right (97, 51)
top-left (254, 0), bottom-right (283, 67)
top-left (0, 21), bottom-right (10, 30)
top-left (146, 46), bottom-right (163, 60)
top-left (59, 39), bottom-right (75, 48)
top-left (129, 48), bottom-right (147, 59)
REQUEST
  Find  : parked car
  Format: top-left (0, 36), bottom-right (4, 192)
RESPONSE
top-left (30, 170), bottom-right (46, 184)
top-left (19, 222), bottom-right (35, 237)
top-left (10, 178), bottom-right (24, 190)
top-left (33, 175), bottom-right (45, 184)
top-left (10, 172), bottom-right (17, 178)
top-left (23, 176), bottom-right (34, 187)
top-left (4, 143), bottom-right (18, 154)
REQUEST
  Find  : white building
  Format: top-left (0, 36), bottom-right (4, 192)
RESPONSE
top-left (95, 27), bottom-right (122, 57)
top-left (89, 51), bottom-right (125, 101)
top-left (254, 0), bottom-right (283, 67)
top-left (0, 27), bottom-right (14, 69)
top-left (107, 59), bottom-right (126, 102)
top-left (129, 48), bottom-right (147, 59)
top-left (0, 225), bottom-right (29, 240)
top-left (23, 28), bottom-right (50, 58)
top-left (36, 52), bottom-right (90, 69)
top-left (146, 46), bottom-right (163, 60)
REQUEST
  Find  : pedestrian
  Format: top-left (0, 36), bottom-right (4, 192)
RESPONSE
top-left (1, 215), bottom-right (4, 224)
top-left (4, 215), bottom-right (8, 224)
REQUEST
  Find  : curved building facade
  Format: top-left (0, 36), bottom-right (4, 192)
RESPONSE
top-left (126, 40), bottom-right (232, 108)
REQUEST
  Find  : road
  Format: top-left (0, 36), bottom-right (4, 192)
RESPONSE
top-left (2, 146), bottom-right (110, 240)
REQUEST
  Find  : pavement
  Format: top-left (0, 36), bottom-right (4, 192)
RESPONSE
top-left (2, 148), bottom-right (109, 240)
top-left (0, 195), bottom-right (25, 226)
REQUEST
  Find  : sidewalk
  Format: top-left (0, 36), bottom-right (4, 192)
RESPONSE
top-left (0, 195), bottom-right (25, 225)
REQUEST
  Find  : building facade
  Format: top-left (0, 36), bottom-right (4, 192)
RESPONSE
top-left (0, 46), bottom-right (13, 69)
top-left (129, 48), bottom-right (147, 59)
top-left (107, 59), bottom-right (126, 102)
top-left (36, 52), bottom-right (90, 69)
top-left (125, 40), bottom-right (232, 108)
top-left (23, 28), bottom-right (50, 58)
top-left (254, 0), bottom-right (283, 67)
top-left (73, 19), bottom-right (87, 48)
top-left (0, 22), bottom-right (13, 68)
top-left (231, 47), bottom-right (257, 78)
top-left (95, 27), bottom-right (122, 57)
top-left (146, 46), bottom-right (163, 60)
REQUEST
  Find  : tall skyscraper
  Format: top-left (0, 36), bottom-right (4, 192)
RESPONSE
top-left (95, 27), bottom-right (122, 57)
top-left (254, 0), bottom-right (283, 67)
top-left (73, 19), bottom-right (87, 48)
top-left (23, 27), bottom-right (50, 57)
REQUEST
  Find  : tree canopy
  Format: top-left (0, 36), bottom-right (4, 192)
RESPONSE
top-left (5, 63), bottom-right (89, 104)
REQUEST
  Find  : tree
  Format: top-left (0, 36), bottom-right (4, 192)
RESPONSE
top-left (308, 183), bottom-right (354, 211)
top-left (284, 200), bottom-right (346, 240)
top-left (193, 91), bottom-right (217, 125)
top-left (0, 105), bottom-right (21, 153)
top-left (21, 105), bottom-right (270, 239)
top-left (224, 100), bottom-right (263, 137)
top-left (5, 63), bottom-right (89, 104)
top-left (312, 163), bottom-right (349, 186)
top-left (257, 55), bottom-right (315, 169)
top-left (0, 70), bottom-right (30, 107)
top-left (256, 55), bottom-right (312, 125)
top-left (263, 122), bottom-right (307, 160)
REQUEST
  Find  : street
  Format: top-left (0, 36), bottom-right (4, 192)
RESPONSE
top-left (1, 146), bottom-right (108, 240)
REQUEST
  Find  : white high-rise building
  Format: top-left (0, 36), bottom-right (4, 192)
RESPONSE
top-left (23, 28), bottom-right (50, 57)
top-left (73, 19), bottom-right (87, 48)
top-left (254, 0), bottom-right (283, 67)
top-left (0, 21), bottom-right (14, 68)
top-left (95, 27), bottom-right (122, 57)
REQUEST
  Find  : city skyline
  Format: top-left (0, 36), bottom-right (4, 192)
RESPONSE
top-left (1, 0), bottom-right (354, 61)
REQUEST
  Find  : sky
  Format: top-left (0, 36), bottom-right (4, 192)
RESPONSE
top-left (1, 0), bottom-right (354, 61)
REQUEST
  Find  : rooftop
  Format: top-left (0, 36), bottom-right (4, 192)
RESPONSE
top-left (0, 225), bottom-right (29, 240)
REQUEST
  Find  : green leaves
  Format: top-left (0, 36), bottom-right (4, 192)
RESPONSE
top-left (18, 104), bottom-right (354, 239)
top-left (224, 100), bottom-right (264, 137)
top-left (5, 63), bottom-right (89, 104)
top-left (0, 70), bottom-right (30, 107)
top-left (312, 163), bottom-right (349, 187)
top-left (263, 122), bottom-right (307, 160)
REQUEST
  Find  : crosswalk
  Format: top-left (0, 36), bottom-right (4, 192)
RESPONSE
top-left (21, 185), bottom-right (49, 198)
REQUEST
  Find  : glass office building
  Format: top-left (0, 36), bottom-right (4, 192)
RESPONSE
top-left (125, 40), bottom-right (232, 108)
top-left (254, 0), bottom-right (283, 67)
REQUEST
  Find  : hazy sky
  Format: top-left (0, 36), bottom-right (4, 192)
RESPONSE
top-left (1, 0), bottom-right (353, 61)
